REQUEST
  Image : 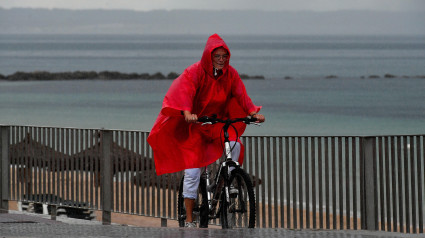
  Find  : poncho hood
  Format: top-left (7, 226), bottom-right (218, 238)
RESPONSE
top-left (201, 33), bottom-right (231, 78)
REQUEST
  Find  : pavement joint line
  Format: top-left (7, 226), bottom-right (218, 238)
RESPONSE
top-left (1, 210), bottom-right (424, 238)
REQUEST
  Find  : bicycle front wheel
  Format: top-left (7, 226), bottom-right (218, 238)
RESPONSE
top-left (221, 168), bottom-right (256, 228)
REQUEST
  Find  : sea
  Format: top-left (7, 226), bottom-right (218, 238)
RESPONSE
top-left (0, 34), bottom-right (425, 136)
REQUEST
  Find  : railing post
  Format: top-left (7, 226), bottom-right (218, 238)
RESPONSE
top-left (361, 137), bottom-right (377, 230)
top-left (101, 130), bottom-right (113, 225)
top-left (161, 218), bottom-right (167, 227)
top-left (51, 205), bottom-right (57, 220)
top-left (0, 126), bottom-right (10, 213)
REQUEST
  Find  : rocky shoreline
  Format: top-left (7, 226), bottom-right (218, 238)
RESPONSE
top-left (285, 74), bottom-right (425, 80)
top-left (0, 71), bottom-right (424, 81)
top-left (0, 71), bottom-right (265, 81)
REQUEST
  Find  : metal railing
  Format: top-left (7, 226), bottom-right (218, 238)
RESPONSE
top-left (0, 125), bottom-right (423, 233)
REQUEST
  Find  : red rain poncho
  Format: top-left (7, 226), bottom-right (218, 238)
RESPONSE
top-left (147, 34), bottom-right (261, 175)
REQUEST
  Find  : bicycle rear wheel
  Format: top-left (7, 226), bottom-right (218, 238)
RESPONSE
top-left (221, 168), bottom-right (256, 228)
top-left (177, 175), bottom-right (208, 227)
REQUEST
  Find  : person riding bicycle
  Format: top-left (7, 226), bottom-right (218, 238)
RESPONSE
top-left (147, 33), bottom-right (265, 228)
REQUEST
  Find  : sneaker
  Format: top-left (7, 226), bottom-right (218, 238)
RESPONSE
top-left (185, 222), bottom-right (197, 228)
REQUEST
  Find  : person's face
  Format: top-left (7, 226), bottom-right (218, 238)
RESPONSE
top-left (212, 47), bottom-right (229, 70)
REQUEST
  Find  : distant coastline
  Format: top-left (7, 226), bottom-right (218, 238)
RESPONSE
top-left (1, 71), bottom-right (424, 81)
top-left (0, 71), bottom-right (265, 81)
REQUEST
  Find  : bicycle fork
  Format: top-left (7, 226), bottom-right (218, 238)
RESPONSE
top-left (206, 141), bottom-right (239, 217)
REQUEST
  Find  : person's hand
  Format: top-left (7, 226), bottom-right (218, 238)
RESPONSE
top-left (251, 113), bottom-right (265, 123)
top-left (183, 110), bottom-right (198, 123)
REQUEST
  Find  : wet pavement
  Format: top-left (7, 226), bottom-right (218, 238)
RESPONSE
top-left (0, 211), bottom-right (423, 238)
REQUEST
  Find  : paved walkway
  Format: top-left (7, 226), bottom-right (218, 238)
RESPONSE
top-left (0, 211), bottom-right (423, 238)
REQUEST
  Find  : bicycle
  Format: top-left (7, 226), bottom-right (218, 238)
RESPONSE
top-left (177, 115), bottom-right (258, 229)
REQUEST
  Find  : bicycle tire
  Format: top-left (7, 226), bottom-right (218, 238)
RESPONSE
top-left (177, 176), bottom-right (186, 227)
top-left (221, 168), bottom-right (256, 228)
top-left (198, 177), bottom-right (209, 228)
top-left (177, 175), bottom-right (209, 228)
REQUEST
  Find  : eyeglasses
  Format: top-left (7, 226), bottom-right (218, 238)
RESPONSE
top-left (213, 54), bottom-right (229, 60)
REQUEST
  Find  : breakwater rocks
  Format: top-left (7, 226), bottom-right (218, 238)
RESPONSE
top-left (0, 71), bottom-right (423, 81)
top-left (359, 74), bottom-right (425, 79)
top-left (299, 74), bottom-right (425, 80)
top-left (0, 71), bottom-right (265, 81)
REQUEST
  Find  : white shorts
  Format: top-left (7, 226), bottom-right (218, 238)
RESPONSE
top-left (182, 141), bottom-right (241, 199)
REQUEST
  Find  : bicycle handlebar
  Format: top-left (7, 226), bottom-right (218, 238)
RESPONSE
top-left (197, 115), bottom-right (258, 125)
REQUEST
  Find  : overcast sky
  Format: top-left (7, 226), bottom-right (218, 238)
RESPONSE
top-left (1, 0), bottom-right (424, 12)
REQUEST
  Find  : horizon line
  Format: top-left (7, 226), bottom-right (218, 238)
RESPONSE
top-left (1, 7), bottom-right (424, 13)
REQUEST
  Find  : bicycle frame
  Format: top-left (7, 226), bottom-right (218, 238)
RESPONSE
top-left (203, 120), bottom-right (242, 217)
top-left (178, 115), bottom-right (258, 228)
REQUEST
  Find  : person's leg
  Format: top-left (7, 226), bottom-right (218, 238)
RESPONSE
top-left (229, 141), bottom-right (241, 172)
top-left (230, 141), bottom-right (241, 162)
top-left (183, 168), bottom-right (201, 223)
top-left (184, 198), bottom-right (195, 223)
top-left (229, 141), bottom-right (241, 195)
